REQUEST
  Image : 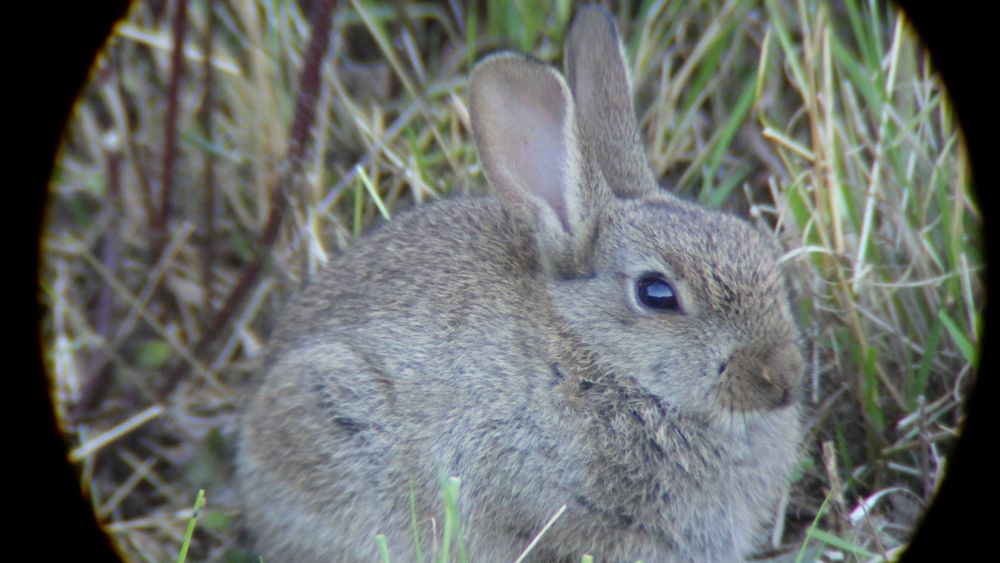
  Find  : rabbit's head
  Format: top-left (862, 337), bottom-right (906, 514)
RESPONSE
top-left (470, 6), bottom-right (803, 427)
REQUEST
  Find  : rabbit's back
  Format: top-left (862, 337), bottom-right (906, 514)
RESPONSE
top-left (270, 198), bottom-right (539, 345)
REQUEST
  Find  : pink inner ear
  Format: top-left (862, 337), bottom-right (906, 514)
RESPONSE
top-left (502, 94), bottom-right (570, 225)
top-left (474, 64), bottom-right (575, 231)
top-left (471, 55), bottom-right (579, 233)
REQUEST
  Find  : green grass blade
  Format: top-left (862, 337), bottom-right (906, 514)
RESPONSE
top-left (795, 491), bottom-right (831, 563)
top-left (938, 309), bottom-right (977, 368)
top-left (911, 315), bottom-right (943, 407)
top-left (765, 0), bottom-right (809, 97)
top-left (808, 528), bottom-right (878, 559)
top-left (409, 483), bottom-right (425, 563)
top-left (438, 476), bottom-right (467, 563)
top-left (863, 345), bottom-right (886, 434)
top-left (176, 489), bottom-right (206, 563)
top-left (357, 164), bottom-right (391, 220)
top-left (703, 73), bottom-right (757, 204)
top-left (353, 176), bottom-right (364, 239)
top-left (375, 534), bottom-right (391, 563)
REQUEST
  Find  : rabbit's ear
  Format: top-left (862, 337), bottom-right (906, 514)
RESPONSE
top-left (470, 53), bottom-right (607, 276)
top-left (565, 5), bottom-right (656, 198)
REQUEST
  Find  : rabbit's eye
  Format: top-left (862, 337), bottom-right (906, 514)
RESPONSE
top-left (636, 274), bottom-right (680, 312)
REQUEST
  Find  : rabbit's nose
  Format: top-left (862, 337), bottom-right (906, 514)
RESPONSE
top-left (723, 342), bottom-right (804, 411)
top-left (759, 342), bottom-right (804, 408)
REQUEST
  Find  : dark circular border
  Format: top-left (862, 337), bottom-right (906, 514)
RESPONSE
top-left (19, 2), bottom-right (989, 561)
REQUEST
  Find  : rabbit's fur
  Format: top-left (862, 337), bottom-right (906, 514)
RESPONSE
top-left (238, 5), bottom-right (804, 562)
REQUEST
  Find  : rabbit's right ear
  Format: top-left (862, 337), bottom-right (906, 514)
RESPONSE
top-left (470, 54), bottom-right (609, 276)
top-left (565, 5), bottom-right (656, 198)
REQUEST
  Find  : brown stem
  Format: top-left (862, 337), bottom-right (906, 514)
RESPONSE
top-left (155, 0), bottom-right (189, 257)
top-left (159, 0), bottom-right (340, 398)
top-left (200, 0), bottom-right (217, 318)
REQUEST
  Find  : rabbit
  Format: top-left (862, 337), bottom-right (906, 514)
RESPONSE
top-left (237, 4), bottom-right (804, 562)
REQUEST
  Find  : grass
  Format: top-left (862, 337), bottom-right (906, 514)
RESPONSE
top-left (40, 0), bottom-right (979, 561)
top-left (177, 489), bottom-right (206, 563)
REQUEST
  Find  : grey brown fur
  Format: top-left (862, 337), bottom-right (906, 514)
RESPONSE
top-left (238, 5), bottom-right (804, 562)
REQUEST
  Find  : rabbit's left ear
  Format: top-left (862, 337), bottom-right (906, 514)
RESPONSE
top-left (565, 5), bottom-right (656, 198)
top-left (470, 53), bottom-right (608, 277)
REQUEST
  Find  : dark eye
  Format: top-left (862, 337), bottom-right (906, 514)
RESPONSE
top-left (636, 274), bottom-right (680, 312)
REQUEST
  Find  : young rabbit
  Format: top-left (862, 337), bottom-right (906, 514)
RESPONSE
top-left (238, 5), bottom-right (804, 562)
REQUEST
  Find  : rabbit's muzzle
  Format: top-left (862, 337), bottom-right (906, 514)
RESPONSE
top-left (720, 342), bottom-right (804, 412)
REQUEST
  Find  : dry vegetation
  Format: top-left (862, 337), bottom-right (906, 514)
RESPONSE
top-left (40, 0), bottom-right (980, 561)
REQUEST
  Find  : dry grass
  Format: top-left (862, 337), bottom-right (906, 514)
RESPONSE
top-left (40, 0), bottom-right (980, 561)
